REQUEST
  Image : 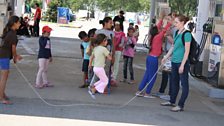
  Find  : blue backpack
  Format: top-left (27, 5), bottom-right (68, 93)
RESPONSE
top-left (175, 30), bottom-right (200, 64)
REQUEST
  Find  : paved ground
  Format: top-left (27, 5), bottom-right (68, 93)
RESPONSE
top-left (0, 21), bottom-right (224, 126)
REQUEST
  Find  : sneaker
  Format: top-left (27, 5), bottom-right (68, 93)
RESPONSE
top-left (170, 106), bottom-right (184, 112)
top-left (120, 79), bottom-right (127, 83)
top-left (143, 94), bottom-right (156, 99)
top-left (35, 84), bottom-right (44, 89)
top-left (135, 91), bottom-right (144, 97)
top-left (43, 83), bottom-right (54, 87)
top-left (160, 95), bottom-right (170, 101)
top-left (152, 92), bottom-right (164, 97)
top-left (128, 80), bottom-right (135, 84)
top-left (160, 102), bottom-right (175, 107)
top-left (88, 89), bottom-right (96, 99)
top-left (79, 84), bottom-right (89, 88)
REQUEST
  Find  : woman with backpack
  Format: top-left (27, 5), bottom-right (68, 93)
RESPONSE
top-left (161, 15), bottom-right (192, 112)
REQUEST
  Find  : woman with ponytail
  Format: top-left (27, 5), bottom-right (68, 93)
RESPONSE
top-left (161, 15), bottom-right (191, 112)
top-left (95, 17), bottom-right (115, 88)
top-left (0, 16), bottom-right (22, 104)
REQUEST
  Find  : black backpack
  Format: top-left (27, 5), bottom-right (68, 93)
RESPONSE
top-left (175, 30), bottom-right (200, 64)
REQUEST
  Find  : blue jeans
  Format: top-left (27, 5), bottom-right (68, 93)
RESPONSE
top-left (138, 55), bottom-right (158, 94)
top-left (123, 55), bottom-right (134, 80)
top-left (170, 61), bottom-right (190, 108)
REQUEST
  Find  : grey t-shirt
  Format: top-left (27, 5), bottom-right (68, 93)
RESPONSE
top-left (95, 29), bottom-right (115, 40)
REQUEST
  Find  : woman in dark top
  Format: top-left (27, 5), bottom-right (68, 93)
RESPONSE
top-left (0, 16), bottom-right (22, 104)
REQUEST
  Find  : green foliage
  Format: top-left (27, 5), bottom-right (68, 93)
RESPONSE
top-left (96, 0), bottom-right (150, 13)
top-left (44, 0), bottom-right (65, 22)
top-left (27, 0), bottom-right (42, 8)
top-left (169, 0), bottom-right (197, 17)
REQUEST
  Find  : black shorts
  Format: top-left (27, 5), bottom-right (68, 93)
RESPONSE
top-left (82, 59), bottom-right (89, 72)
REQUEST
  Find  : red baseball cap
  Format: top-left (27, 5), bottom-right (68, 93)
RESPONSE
top-left (42, 26), bottom-right (52, 33)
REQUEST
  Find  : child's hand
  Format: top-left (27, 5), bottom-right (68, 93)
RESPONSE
top-left (13, 55), bottom-right (22, 63)
top-left (49, 57), bottom-right (53, 62)
top-left (88, 65), bottom-right (92, 70)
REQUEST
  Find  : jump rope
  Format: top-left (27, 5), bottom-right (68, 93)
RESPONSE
top-left (14, 62), bottom-right (164, 108)
top-left (14, 35), bottom-right (164, 108)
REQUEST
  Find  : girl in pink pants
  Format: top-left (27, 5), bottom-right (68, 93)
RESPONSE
top-left (35, 26), bottom-right (53, 89)
top-left (89, 34), bottom-right (112, 95)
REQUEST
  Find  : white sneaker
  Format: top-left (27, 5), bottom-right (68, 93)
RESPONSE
top-left (143, 94), bottom-right (156, 99)
top-left (88, 90), bottom-right (96, 99)
top-left (159, 95), bottom-right (170, 101)
top-left (170, 106), bottom-right (184, 112)
top-left (160, 102), bottom-right (175, 107)
top-left (135, 91), bottom-right (144, 97)
top-left (152, 92), bottom-right (164, 97)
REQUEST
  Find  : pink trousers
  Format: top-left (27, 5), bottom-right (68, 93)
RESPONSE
top-left (93, 67), bottom-right (108, 93)
top-left (36, 58), bottom-right (49, 85)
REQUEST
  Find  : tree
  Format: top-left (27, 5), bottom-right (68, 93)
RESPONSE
top-left (169, 0), bottom-right (197, 17)
top-left (29, 0), bottom-right (42, 8)
top-left (44, 0), bottom-right (65, 22)
top-left (139, 0), bottom-right (150, 13)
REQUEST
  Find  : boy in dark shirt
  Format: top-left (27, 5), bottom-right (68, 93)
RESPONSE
top-left (78, 31), bottom-right (90, 88)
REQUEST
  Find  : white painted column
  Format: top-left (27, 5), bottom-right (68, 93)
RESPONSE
top-left (195, 0), bottom-right (210, 44)
top-left (14, 0), bottom-right (25, 16)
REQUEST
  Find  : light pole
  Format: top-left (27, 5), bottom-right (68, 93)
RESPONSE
top-left (148, 0), bottom-right (156, 34)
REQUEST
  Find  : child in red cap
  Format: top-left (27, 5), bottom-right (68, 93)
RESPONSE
top-left (35, 26), bottom-right (53, 89)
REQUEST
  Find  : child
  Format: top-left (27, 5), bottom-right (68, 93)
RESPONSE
top-left (95, 17), bottom-right (115, 92)
top-left (111, 21), bottom-right (125, 85)
top-left (134, 25), bottom-right (139, 42)
top-left (35, 26), bottom-right (53, 89)
top-left (129, 22), bottom-right (134, 29)
top-left (78, 31), bottom-right (90, 88)
top-left (0, 16), bottom-right (22, 104)
top-left (121, 27), bottom-right (137, 84)
top-left (86, 28), bottom-right (97, 85)
top-left (136, 12), bottom-right (172, 98)
top-left (88, 34), bottom-right (112, 96)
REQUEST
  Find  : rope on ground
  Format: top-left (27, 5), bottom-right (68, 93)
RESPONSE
top-left (14, 62), bottom-right (164, 108)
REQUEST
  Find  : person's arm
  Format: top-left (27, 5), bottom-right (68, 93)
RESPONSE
top-left (179, 42), bottom-right (190, 73)
top-left (162, 22), bottom-right (172, 33)
top-left (49, 41), bottom-right (52, 62)
top-left (130, 37), bottom-right (136, 48)
top-left (80, 44), bottom-right (84, 58)
top-left (179, 33), bottom-right (192, 74)
top-left (167, 35), bottom-right (174, 44)
top-left (86, 45), bottom-right (92, 56)
top-left (89, 54), bottom-right (94, 68)
top-left (156, 19), bottom-right (163, 30)
top-left (156, 11), bottom-right (166, 29)
top-left (12, 44), bottom-right (22, 63)
top-left (107, 54), bottom-right (112, 61)
top-left (161, 45), bottom-right (174, 64)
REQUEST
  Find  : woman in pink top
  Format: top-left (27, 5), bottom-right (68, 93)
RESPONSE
top-left (121, 27), bottom-right (137, 84)
top-left (136, 13), bottom-right (172, 98)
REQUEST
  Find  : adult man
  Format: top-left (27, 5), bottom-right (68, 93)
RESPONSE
top-left (34, 3), bottom-right (41, 37)
top-left (113, 10), bottom-right (125, 31)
